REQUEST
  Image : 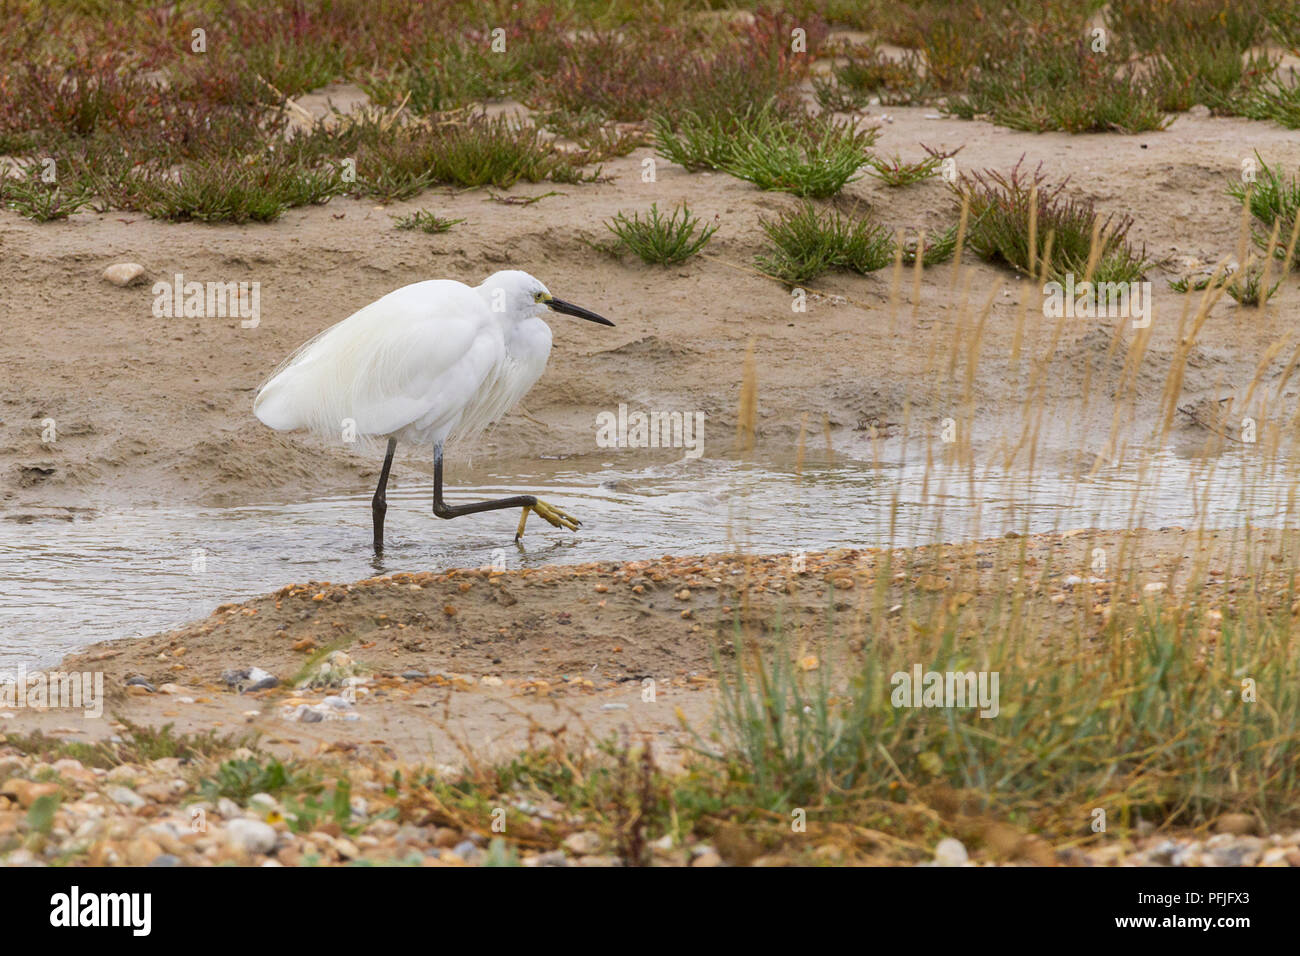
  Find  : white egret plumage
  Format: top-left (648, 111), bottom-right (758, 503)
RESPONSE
top-left (254, 270), bottom-right (613, 552)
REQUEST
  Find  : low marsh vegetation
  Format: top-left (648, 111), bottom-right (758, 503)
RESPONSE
top-left (7, 1), bottom-right (1300, 225)
top-left (1228, 153), bottom-right (1300, 269)
top-left (602, 202), bottom-right (718, 266)
top-left (757, 201), bottom-right (894, 283)
top-left (958, 160), bottom-right (1148, 284)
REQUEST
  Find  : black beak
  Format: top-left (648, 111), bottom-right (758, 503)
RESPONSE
top-left (548, 297), bottom-right (614, 326)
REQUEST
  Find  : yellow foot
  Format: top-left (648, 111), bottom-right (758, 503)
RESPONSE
top-left (516, 499), bottom-right (581, 539)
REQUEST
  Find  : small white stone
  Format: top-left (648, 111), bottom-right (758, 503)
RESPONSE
top-left (226, 818), bottom-right (279, 855)
top-left (248, 793), bottom-right (280, 813)
top-left (105, 785), bottom-right (146, 809)
top-left (563, 831), bottom-right (602, 855)
top-left (934, 837), bottom-right (968, 866)
top-left (102, 263), bottom-right (146, 287)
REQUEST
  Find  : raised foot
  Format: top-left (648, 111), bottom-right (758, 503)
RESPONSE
top-left (516, 499), bottom-right (581, 539)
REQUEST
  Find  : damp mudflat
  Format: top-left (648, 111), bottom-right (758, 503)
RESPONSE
top-left (1, 445), bottom-right (1294, 670)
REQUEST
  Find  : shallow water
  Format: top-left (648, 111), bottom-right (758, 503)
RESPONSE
top-left (2, 447), bottom-right (1295, 669)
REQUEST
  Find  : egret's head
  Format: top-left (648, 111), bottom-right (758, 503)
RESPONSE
top-left (481, 270), bottom-right (614, 326)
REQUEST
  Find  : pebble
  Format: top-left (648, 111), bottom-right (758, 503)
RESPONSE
top-left (54, 762), bottom-right (97, 786)
top-left (431, 827), bottom-right (460, 848)
top-left (933, 837), bottom-right (969, 866)
top-left (1122, 832), bottom-right (1279, 868)
top-left (245, 667), bottom-right (279, 692)
top-left (102, 263), bottom-right (146, 287)
top-left (1261, 847), bottom-right (1289, 866)
top-left (226, 819), bottom-right (279, 855)
top-left (221, 667), bottom-right (278, 692)
top-left (1144, 840), bottom-right (1179, 864)
top-left (105, 786), bottom-right (146, 809)
top-left (0, 779), bottom-right (59, 808)
top-left (1063, 575), bottom-right (1105, 587)
top-left (1208, 837), bottom-right (1264, 867)
top-left (283, 700), bottom-right (358, 722)
top-left (249, 793), bottom-right (280, 814)
top-left (125, 838), bottom-right (164, 865)
top-left (105, 765), bottom-right (142, 784)
top-left (563, 831), bottom-right (602, 855)
top-left (453, 839), bottom-right (483, 863)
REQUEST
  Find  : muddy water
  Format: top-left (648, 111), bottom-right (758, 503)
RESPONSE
top-left (1, 447), bottom-right (1293, 669)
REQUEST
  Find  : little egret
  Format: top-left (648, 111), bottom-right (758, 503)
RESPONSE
top-left (253, 270), bottom-right (613, 552)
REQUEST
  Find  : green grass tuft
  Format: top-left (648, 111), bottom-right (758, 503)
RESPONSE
top-left (138, 155), bottom-right (343, 224)
top-left (1237, 73), bottom-right (1300, 128)
top-left (865, 145), bottom-right (959, 187)
top-left (724, 113), bottom-right (877, 199)
top-left (392, 209), bottom-right (464, 233)
top-left (757, 201), bottom-right (894, 283)
top-left (0, 166), bottom-right (94, 221)
top-left (654, 107), bottom-right (755, 172)
top-left (1227, 152), bottom-right (1300, 269)
top-left (1226, 265), bottom-right (1282, 305)
top-left (603, 202), bottom-right (718, 266)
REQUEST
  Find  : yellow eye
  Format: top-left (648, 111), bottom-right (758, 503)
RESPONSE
top-left (534, 291), bottom-right (546, 302)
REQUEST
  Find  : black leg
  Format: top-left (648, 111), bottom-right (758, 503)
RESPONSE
top-left (432, 441), bottom-right (536, 517)
top-left (372, 437), bottom-right (397, 553)
top-left (432, 442), bottom-right (579, 538)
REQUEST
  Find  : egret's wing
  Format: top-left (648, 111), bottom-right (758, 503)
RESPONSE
top-left (254, 281), bottom-right (500, 442)
top-left (354, 316), bottom-right (501, 439)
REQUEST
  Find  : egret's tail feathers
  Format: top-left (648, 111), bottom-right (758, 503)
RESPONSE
top-left (252, 376), bottom-right (307, 431)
